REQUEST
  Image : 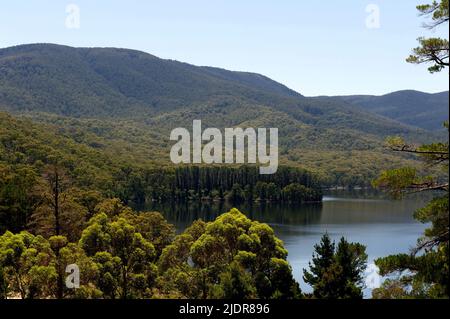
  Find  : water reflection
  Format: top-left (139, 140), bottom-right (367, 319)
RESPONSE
top-left (141, 200), bottom-right (324, 231)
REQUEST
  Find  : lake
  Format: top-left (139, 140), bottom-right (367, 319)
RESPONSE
top-left (142, 190), bottom-right (430, 298)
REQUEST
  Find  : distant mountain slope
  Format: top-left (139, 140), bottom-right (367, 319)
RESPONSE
top-left (0, 110), bottom-right (429, 188)
top-left (330, 90), bottom-right (449, 131)
top-left (0, 43), bottom-right (302, 117)
top-left (0, 44), bottom-right (429, 138)
top-left (0, 43), bottom-right (446, 186)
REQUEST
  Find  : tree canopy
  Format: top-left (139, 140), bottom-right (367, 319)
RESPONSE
top-left (407, 0), bottom-right (449, 72)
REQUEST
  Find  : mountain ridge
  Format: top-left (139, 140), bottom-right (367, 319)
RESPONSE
top-left (0, 43), bottom-right (305, 117)
top-left (0, 43), bottom-right (447, 186)
top-left (0, 43), bottom-right (431, 137)
top-left (323, 90), bottom-right (449, 131)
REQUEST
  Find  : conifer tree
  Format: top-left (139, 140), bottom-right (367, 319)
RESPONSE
top-left (304, 235), bottom-right (367, 299)
top-left (303, 233), bottom-right (335, 289)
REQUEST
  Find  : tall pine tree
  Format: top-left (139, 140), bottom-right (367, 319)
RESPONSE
top-left (304, 235), bottom-right (367, 299)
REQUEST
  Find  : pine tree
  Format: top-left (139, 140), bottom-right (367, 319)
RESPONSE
top-left (406, 0), bottom-right (449, 73)
top-left (333, 237), bottom-right (368, 299)
top-left (303, 233), bottom-right (335, 289)
top-left (304, 235), bottom-right (367, 299)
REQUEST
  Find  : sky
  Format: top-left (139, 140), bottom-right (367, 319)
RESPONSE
top-left (0, 0), bottom-right (448, 96)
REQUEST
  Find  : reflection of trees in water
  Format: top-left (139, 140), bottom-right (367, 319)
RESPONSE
top-left (325, 189), bottom-right (438, 201)
top-left (137, 200), bottom-right (323, 231)
top-left (326, 189), bottom-right (386, 199)
top-left (320, 196), bottom-right (434, 224)
top-left (246, 202), bottom-right (323, 225)
top-left (131, 190), bottom-right (433, 231)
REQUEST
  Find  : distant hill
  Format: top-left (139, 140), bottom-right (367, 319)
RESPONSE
top-left (328, 90), bottom-right (449, 131)
top-left (0, 44), bottom-right (429, 137)
top-left (0, 43), bottom-right (302, 117)
top-left (0, 43), bottom-right (446, 186)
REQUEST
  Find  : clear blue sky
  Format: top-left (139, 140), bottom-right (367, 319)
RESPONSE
top-left (1, 0), bottom-right (448, 96)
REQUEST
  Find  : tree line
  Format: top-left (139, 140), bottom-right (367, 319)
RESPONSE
top-left (112, 166), bottom-right (323, 205)
top-left (0, 164), bottom-right (322, 234)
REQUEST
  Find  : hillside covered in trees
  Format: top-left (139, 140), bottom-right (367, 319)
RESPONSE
top-left (328, 90), bottom-right (449, 131)
top-left (0, 111), bottom-right (324, 233)
top-left (1, 44), bottom-right (443, 187)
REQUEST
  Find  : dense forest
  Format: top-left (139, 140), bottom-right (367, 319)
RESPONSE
top-left (115, 166), bottom-right (323, 204)
top-left (0, 110), bottom-right (322, 233)
top-left (0, 110), bottom-right (437, 192)
top-left (330, 90), bottom-right (449, 131)
top-left (1, 42), bottom-right (446, 188)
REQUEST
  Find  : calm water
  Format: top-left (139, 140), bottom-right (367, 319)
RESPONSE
top-left (141, 190), bottom-right (431, 298)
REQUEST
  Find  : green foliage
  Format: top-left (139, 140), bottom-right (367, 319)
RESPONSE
top-left (415, 195), bottom-right (449, 241)
top-left (374, 244), bottom-right (449, 298)
top-left (303, 234), bottom-right (368, 299)
top-left (303, 233), bottom-right (335, 288)
top-left (407, 37), bottom-right (449, 73)
top-left (373, 186), bottom-right (449, 298)
top-left (80, 213), bottom-right (157, 299)
top-left (372, 167), bottom-right (419, 198)
top-left (374, 166), bottom-right (448, 297)
top-left (334, 91), bottom-right (449, 131)
top-left (407, 0), bottom-right (449, 73)
top-left (0, 230), bottom-right (102, 299)
top-left (158, 208), bottom-right (300, 299)
top-left (0, 164), bottom-right (39, 233)
top-left (0, 35), bottom-right (447, 300)
top-left (417, 0), bottom-right (449, 25)
top-left (0, 43), bottom-right (442, 190)
top-left (334, 238), bottom-right (367, 297)
top-left (29, 166), bottom-right (89, 241)
top-left (5, 205), bottom-right (301, 299)
top-left (1, 110), bottom-right (325, 234)
top-left (0, 231), bottom-right (55, 298)
top-left (214, 261), bottom-right (257, 299)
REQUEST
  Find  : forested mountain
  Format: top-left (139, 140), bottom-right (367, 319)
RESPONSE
top-left (0, 44), bottom-right (446, 187)
top-left (327, 90), bottom-right (449, 131)
top-left (0, 44), bottom-right (429, 136)
top-left (0, 43), bottom-right (302, 117)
